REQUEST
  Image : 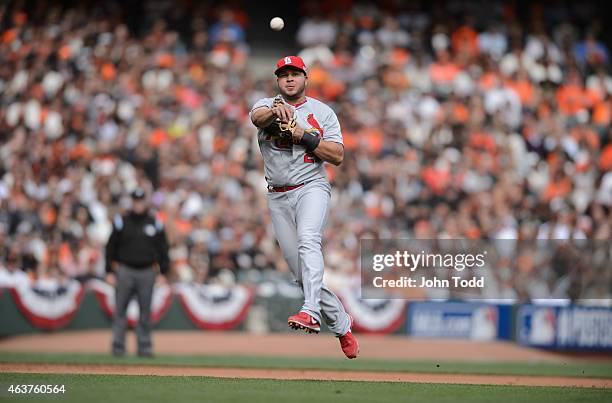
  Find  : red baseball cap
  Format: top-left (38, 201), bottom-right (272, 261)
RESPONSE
top-left (274, 56), bottom-right (307, 76)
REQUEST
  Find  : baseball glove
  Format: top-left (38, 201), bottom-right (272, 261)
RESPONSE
top-left (278, 118), bottom-right (297, 136)
top-left (272, 96), bottom-right (284, 108)
top-left (264, 97), bottom-right (297, 139)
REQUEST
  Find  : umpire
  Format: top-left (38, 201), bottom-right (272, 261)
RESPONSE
top-left (105, 187), bottom-right (169, 357)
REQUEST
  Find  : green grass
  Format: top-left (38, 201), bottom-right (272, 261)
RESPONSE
top-left (1, 351), bottom-right (611, 379)
top-left (0, 373), bottom-right (610, 403)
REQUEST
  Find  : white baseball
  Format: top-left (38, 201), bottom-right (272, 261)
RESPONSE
top-left (270, 17), bottom-right (284, 31)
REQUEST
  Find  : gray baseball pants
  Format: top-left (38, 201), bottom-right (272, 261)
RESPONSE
top-left (267, 178), bottom-right (350, 336)
top-left (111, 264), bottom-right (155, 355)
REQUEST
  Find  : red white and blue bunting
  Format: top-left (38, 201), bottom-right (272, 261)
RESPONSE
top-left (334, 287), bottom-right (407, 334)
top-left (0, 268), bottom-right (30, 289)
top-left (8, 278), bottom-right (85, 330)
top-left (87, 279), bottom-right (173, 327)
top-left (3, 268), bottom-right (381, 334)
top-left (174, 283), bottom-right (254, 330)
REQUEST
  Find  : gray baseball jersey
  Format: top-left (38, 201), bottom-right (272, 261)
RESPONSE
top-left (250, 96), bottom-right (343, 186)
top-left (250, 94), bottom-right (351, 337)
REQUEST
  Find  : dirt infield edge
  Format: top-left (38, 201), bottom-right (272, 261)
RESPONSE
top-left (1, 363), bottom-right (611, 389)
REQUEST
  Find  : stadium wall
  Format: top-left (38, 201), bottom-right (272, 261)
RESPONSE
top-left (1, 287), bottom-right (610, 351)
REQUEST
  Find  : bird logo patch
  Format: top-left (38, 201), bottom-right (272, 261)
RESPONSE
top-left (306, 114), bottom-right (323, 138)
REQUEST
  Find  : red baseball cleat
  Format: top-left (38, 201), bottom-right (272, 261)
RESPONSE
top-left (339, 315), bottom-right (359, 359)
top-left (288, 311), bottom-right (320, 334)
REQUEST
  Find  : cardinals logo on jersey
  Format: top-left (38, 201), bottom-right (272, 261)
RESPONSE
top-left (306, 114), bottom-right (324, 138)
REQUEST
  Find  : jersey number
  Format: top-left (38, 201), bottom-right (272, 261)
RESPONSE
top-left (274, 138), bottom-right (292, 150)
top-left (304, 152), bottom-right (320, 163)
top-left (265, 134), bottom-right (292, 150)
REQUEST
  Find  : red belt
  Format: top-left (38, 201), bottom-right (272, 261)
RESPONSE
top-left (268, 183), bottom-right (305, 193)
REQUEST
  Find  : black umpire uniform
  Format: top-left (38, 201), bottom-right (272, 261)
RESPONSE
top-left (105, 188), bottom-right (169, 357)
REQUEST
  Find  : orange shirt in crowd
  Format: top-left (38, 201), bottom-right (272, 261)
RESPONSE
top-left (556, 83), bottom-right (597, 115)
top-left (543, 177), bottom-right (572, 201)
top-left (175, 219), bottom-right (193, 236)
top-left (429, 60), bottom-right (460, 84)
top-left (507, 78), bottom-right (534, 106)
top-left (58, 44), bottom-right (72, 60)
top-left (2, 29), bottom-right (17, 44)
top-left (600, 144), bottom-right (612, 171)
top-left (451, 26), bottom-right (479, 57)
top-left (157, 53), bottom-right (175, 68)
top-left (389, 48), bottom-right (410, 66)
top-left (308, 65), bottom-right (329, 86)
top-left (358, 127), bottom-right (383, 154)
top-left (342, 130), bottom-right (358, 151)
top-left (593, 100), bottom-right (611, 126)
top-left (149, 128), bottom-right (169, 148)
top-left (470, 131), bottom-right (496, 152)
top-left (479, 71), bottom-right (498, 91)
top-left (307, 65), bottom-right (345, 101)
top-left (451, 101), bottom-right (469, 124)
top-left (101, 62), bottom-right (117, 81)
top-left (322, 81), bottom-right (346, 100)
top-left (40, 204), bottom-right (57, 227)
top-left (465, 225), bottom-right (482, 239)
top-left (59, 243), bottom-right (73, 269)
top-left (421, 165), bottom-right (451, 194)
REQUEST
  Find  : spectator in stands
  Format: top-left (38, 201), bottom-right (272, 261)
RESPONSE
top-left (0, 0), bottom-right (610, 302)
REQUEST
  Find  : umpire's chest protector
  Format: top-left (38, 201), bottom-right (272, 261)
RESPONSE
top-left (116, 214), bottom-right (162, 261)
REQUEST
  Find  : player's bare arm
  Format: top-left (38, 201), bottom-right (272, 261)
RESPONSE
top-left (312, 141), bottom-right (344, 166)
top-left (251, 104), bottom-right (294, 128)
top-left (291, 126), bottom-right (344, 166)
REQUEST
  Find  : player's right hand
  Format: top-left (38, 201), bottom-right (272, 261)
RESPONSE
top-left (271, 104), bottom-right (294, 122)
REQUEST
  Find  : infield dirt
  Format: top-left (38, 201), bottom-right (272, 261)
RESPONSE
top-left (1, 330), bottom-right (610, 388)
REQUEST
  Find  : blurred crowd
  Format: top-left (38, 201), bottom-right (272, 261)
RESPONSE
top-left (0, 0), bottom-right (610, 299)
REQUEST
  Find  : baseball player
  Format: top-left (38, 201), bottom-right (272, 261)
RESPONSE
top-left (250, 56), bottom-right (358, 359)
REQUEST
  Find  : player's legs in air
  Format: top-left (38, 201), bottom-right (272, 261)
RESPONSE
top-left (267, 180), bottom-right (358, 358)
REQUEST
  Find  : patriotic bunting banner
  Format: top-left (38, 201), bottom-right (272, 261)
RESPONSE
top-left (0, 268), bottom-right (30, 288)
top-left (87, 279), bottom-right (173, 327)
top-left (174, 283), bottom-right (254, 330)
top-left (8, 278), bottom-right (85, 330)
top-left (3, 267), bottom-right (370, 334)
top-left (334, 287), bottom-right (407, 334)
